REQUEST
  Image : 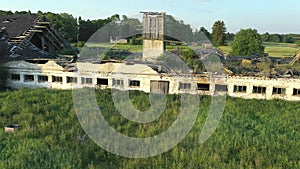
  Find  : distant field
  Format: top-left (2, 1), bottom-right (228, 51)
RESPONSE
top-left (75, 42), bottom-right (300, 58)
top-left (217, 42), bottom-right (300, 58)
top-left (264, 42), bottom-right (300, 58)
top-left (78, 43), bottom-right (198, 53)
top-left (83, 43), bottom-right (143, 52)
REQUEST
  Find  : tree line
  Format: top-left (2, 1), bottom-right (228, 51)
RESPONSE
top-left (207, 20), bottom-right (300, 56)
top-left (0, 10), bottom-right (206, 44)
top-left (1, 10), bottom-right (300, 56)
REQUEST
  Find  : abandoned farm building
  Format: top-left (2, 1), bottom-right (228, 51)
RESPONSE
top-left (1, 13), bottom-right (300, 101)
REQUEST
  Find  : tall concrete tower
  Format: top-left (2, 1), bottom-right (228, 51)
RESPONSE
top-left (141, 12), bottom-right (166, 59)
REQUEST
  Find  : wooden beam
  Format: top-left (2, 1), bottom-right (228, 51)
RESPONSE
top-left (36, 22), bottom-right (51, 24)
top-left (29, 30), bottom-right (43, 33)
top-left (8, 40), bottom-right (23, 42)
top-left (33, 25), bottom-right (47, 29)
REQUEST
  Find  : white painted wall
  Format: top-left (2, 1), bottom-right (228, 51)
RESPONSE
top-left (5, 61), bottom-right (300, 101)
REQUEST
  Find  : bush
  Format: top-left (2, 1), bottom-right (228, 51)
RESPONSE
top-left (77, 41), bottom-right (85, 48)
top-left (230, 29), bottom-right (264, 56)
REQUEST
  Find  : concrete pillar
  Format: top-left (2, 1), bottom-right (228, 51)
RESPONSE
top-left (227, 84), bottom-right (234, 95)
top-left (246, 84), bottom-right (252, 94)
top-left (34, 74), bottom-right (38, 83)
top-left (286, 87), bottom-right (294, 96)
top-left (62, 76), bottom-right (67, 85)
top-left (143, 39), bottom-right (165, 59)
top-left (20, 73), bottom-right (24, 82)
top-left (265, 86), bottom-right (273, 100)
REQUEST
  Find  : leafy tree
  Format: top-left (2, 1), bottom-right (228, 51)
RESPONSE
top-left (200, 27), bottom-right (211, 39)
top-left (165, 15), bottom-right (194, 42)
top-left (14, 11), bottom-right (29, 15)
top-left (199, 27), bottom-right (211, 41)
top-left (79, 14), bottom-right (122, 42)
top-left (211, 20), bottom-right (227, 46)
top-left (34, 12), bottom-right (79, 43)
top-left (282, 35), bottom-right (295, 43)
top-left (225, 32), bottom-right (235, 42)
top-left (0, 10), bottom-right (13, 16)
top-left (78, 18), bottom-right (94, 42)
top-left (193, 27), bottom-right (211, 43)
top-left (120, 15), bottom-right (141, 38)
top-left (261, 32), bottom-right (270, 42)
top-left (230, 29), bottom-right (265, 56)
top-left (269, 34), bottom-right (283, 43)
top-left (262, 33), bottom-right (296, 43)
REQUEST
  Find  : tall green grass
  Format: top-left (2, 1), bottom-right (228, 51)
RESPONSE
top-left (0, 89), bottom-right (299, 168)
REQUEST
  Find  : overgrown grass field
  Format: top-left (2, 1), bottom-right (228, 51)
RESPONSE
top-left (0, 89), bottom-right (299, 168)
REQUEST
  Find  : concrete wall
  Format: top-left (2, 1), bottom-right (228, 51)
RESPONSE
top-left (227, 76), bottom-right (300, 101)
top-left (5, 61), bottom-right (300, 101)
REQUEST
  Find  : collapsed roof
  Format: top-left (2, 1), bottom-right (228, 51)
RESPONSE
top-left (0, 14), bottom-right (75, 61)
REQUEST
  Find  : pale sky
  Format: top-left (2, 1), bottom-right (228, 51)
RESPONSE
top-left (1, 0), bottom-right (299, 34)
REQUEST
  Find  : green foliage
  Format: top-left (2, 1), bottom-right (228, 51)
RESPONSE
top-left (193, 27), bottom-right (211, 43)
top-left (217, 46), bottom-right (231, 55)
top-left (261, 32), bottom-right (270, 42)
top-left (230, 29), bottom-right (265, 56)
top-left (0, 10), bottom-right (13, 16)
top-left (79, 15), bottom-right (121, 42)
top-left (43, 12), bottom-right (78, 43)
top-left (120, 15), bottom-right (141, 38)
top-left (129, 36), bottom-right (142, 45)
top-left (220, 42), bottom-right (299, 58)
top-left (78, 14), bottom-right (141, 43)
top-left (211, 20), bottom-right (227, 46)
top-left (225, 32), bottom-right (235, 43)
top-left (261, 33), bottom-right (296, 44)
top-left (282, 35), bottom-right (295, 43)
top-left (76, 41), bottom-right (85, 48)
top-left (269, 34), bottom-right (283, 43)
top-left (200, 27), bottom-right (211, 40)
top-left (0, 89), bottom-right (299, 168)
top-left (165, 15), bottom-right (194, 43)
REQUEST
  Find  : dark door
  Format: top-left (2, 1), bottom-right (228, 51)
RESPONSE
top-left (150, 80), bottom-right (169, 94)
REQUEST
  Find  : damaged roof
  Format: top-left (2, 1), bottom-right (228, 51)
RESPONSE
top-left (0, 14), bottom-right (76, 62)
top-left (0, 41), bottom-right (56, 61)
top-left (0, 14), bottom-right (39, 38)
